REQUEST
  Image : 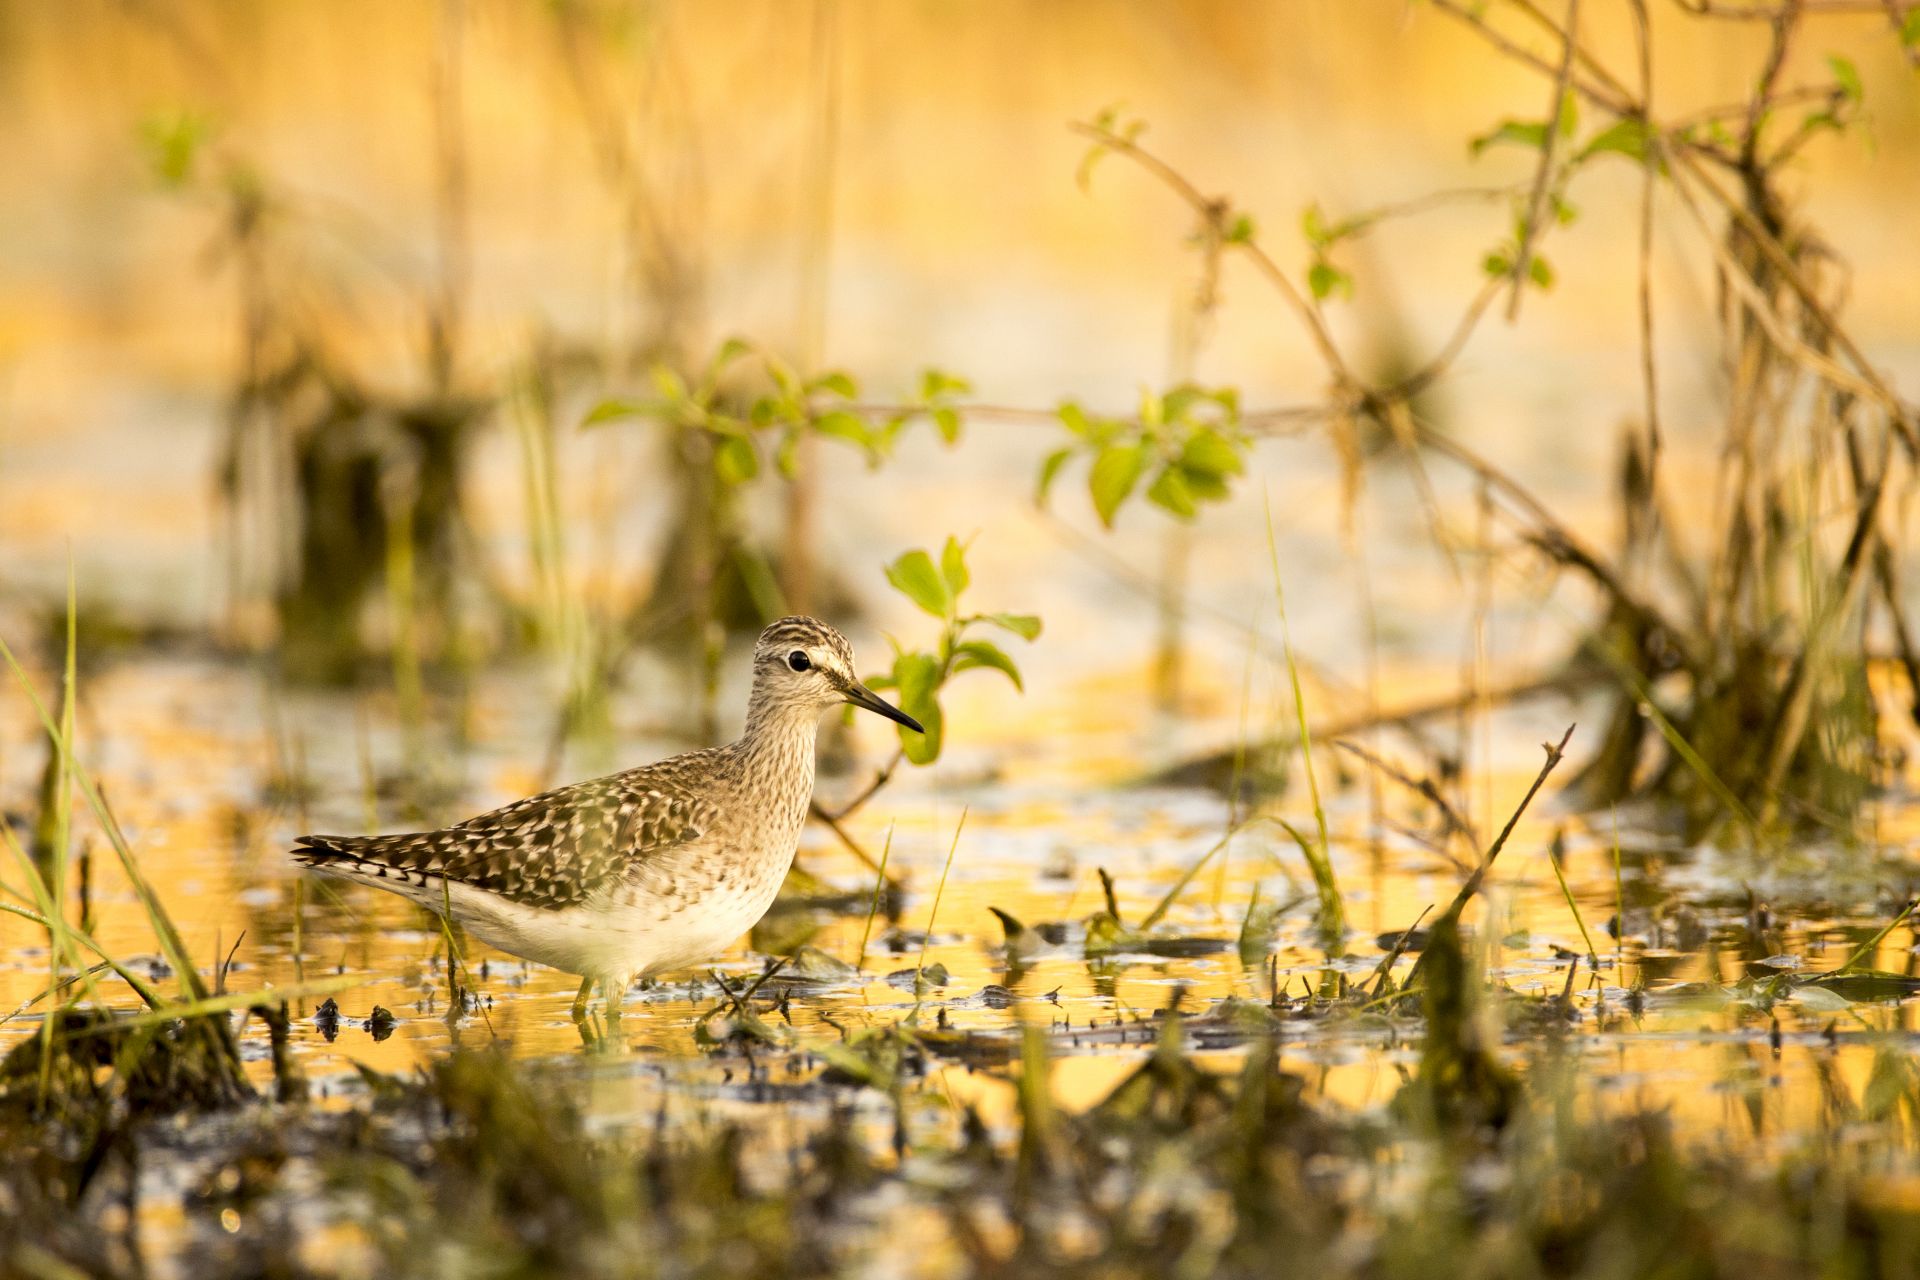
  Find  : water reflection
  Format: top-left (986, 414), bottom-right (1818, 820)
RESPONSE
top-left (4, 654), bottom-right (1915, 1152)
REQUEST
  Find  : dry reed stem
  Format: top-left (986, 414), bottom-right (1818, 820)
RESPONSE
top-left (1506, 0), bottom-right (1580, 322)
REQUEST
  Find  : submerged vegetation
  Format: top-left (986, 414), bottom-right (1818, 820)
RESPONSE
top-left (10, 905), bottom-right (1920, 1278)
top-left (4, 2), bottom-right (1920, 1277)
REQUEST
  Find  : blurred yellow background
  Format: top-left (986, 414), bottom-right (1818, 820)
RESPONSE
top-left (0, 0), bottom-right (1916, 705)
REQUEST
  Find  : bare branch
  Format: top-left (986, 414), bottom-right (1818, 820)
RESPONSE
top-left (1676, 0), bottom-right (1916, 19)
top-left (1069, 119), bottom-right (1357, 390)
top-left (1334, 738), bottom-right (1481, 853)
top-left (1430, 0), bottom-right (1634, 116)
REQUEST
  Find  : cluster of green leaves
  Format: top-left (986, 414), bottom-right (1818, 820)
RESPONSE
top-left (1468, 87), bottom-right (1581, 162)
top-left (1296, 88), bottom-right (1680, 309)
top-left (1794, 53), bottom-right (1868, 141)
top-left (1468, 91), bottom-right (1587, 291)
top-left (1075, 102), bottom-right (1148, 192)
top-left (583, 339), bottom-right (970, 489)
top-left (869, 537), bottom-right (1040, 765)
top-left (1465, 51), bottom-right (1871, 299)
top-left (1038, 384), bottom-right (1247, 527)
top-left (1300, 202), bottom-right (1364, 302)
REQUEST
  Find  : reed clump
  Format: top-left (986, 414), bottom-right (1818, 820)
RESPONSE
top-left (0, 1006), bottom-right (253, 1122)
top-left (1079, 6), bottom-right (1915, 847)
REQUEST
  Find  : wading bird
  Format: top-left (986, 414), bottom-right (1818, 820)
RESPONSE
top-left (293, 617), bottom-right (921, 1019)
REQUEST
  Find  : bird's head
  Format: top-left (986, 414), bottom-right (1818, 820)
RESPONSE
top-left (751, 616), bottom-right (923, 732)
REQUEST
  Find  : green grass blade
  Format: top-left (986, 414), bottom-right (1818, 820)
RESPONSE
top-left (1835, 899), bottom-right (1917, 976)
top-left (0, 631), bottom-right (208, 1000)
top-left (914, 808), bottom-right (968, 995)
top-left (1265, 492), bottom-right (1344, 943)
top-left (1545, 838), bottom-right (1598, 964)
top-left (854, 822), bottom-right (895, 971)
top-left (1141, 829), bottom-right (1233, 932)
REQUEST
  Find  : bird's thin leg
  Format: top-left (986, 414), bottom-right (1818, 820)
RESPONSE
top-left (604, 970), bottom-right (630, 1023)
top-left (570, 976), bottom-right (593, 1022)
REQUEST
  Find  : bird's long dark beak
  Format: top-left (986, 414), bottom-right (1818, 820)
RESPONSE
top-left (844, 682), bottom-right (924, 733)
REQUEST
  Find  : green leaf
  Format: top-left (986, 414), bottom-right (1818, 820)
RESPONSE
top-left (884, 549), bottom-right (950, 619)
top-left (1088, 442), bottom-right (1151, 527)
top-left (932, 405), bottom-right (961, 444)
top-left (1057, 402), bottom-right (1093, 439)
top-left (140, 110), bottom-right (212, 188)
top-left (1179, 464), bottom-right (1232, 503)
top-left (1137, 385), bottom-right (1164, 430)
top-left (1225, 212), bottom-right (1256, 244)
top-left (1179, 428), bottom-right (1244, 481)
top-left (1799, 108), bottom-right (1844, 138)
top-left (1302, 202), bottom-right (1371, 249)
top-left (813, 410), bottom-right (874, 457)
top-left (893, 652), bottom-right (944, 764)
top-left (1470, 118), bottom-right (1549, 157)
top-left (1483, 250), bottom-right (1553, 289)
top-left (650, 366), bottom-right (689, 403)
top-left (1828, 53), bottom-right (1863, 103)
top-left (1307, 260), bottom-right (1352, 301)
top-left (1789, 983), bottom-right (1853, 1013)
top-left (1577, 118), bottom-right (1658, 167)
top-left (1036, 447), bottom-right (1076, 505)
top-left (1301, 202), bottom-right (1331, 248)
top-left (1904, 8), bottom-right (1920, 45)
top-left (1160, 384), bottom-right (1202, 424)
top-left (1146, 466), bottom-right (1197, 519)
top-left (809, 370), bottom-right (858, 399)
top-left (580, 397), bottom-right (663, 428)
top-left (940, 536), bottom-right (970, 599)
top-left (714, 435), bottom-right (758, 485)
top-left (951, 640), bottom-right (1023, 692)
top-left (978, 612), bottom-right (1042, 642)
top-left (767, 358), bottom-right (802, 401)
top-left (919, 368), bottom-right (972, 399)
top-left (1076, 142), bottom-right (1110, 193)
top-left (709, 336), bottom-right (754, 374)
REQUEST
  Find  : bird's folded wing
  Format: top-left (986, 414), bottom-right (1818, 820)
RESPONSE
top-left (295, 769), bottom-right (718, 911)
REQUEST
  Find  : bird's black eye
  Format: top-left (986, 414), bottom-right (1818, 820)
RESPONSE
top-left (787, 650), bottom-right (812, 672)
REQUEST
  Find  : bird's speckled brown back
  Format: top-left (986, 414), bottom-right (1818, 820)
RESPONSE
top-left (292, 616), bottom-right (854, 919)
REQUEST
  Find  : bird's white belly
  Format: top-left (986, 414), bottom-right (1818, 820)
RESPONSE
top-left (443, 862), bottom-right (785, 980)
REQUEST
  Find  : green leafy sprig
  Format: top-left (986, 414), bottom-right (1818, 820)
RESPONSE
top-left (1038, 383), bottom-right (1248, 527)
top-left (869, 537), bottom-right (1041, 765)
top-left (583, 338), bottom-right (971, 489)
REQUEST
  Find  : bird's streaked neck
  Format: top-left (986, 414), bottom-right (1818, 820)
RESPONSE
top-left (739, 690), bottom-right (825, 757)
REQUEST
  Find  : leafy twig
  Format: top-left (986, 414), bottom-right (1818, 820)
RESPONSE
top-left (1507, 0), bottom-right (1580, 321)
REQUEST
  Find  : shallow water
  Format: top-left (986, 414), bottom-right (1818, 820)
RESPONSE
top-left (5, 642), bottom-right (1917, 1152)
